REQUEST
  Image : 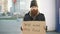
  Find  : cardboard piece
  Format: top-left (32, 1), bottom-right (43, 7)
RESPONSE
top-left (22, 21), bottom-right (46, 34)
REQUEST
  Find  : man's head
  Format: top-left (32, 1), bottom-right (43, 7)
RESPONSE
top-left (30, 0), bottom-right (38, 16)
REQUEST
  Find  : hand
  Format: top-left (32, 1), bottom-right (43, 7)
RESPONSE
top-left (21, 26), bottom-right (23, 31)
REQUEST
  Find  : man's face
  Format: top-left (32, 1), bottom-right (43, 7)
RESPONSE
top-left (30, 6), bottom-right (38, 16)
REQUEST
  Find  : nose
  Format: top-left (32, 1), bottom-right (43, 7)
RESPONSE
top-left (32, 8), bottom-right (36, 10)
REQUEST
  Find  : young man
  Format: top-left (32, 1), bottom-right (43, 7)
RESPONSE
top-left (24, 0), bottom-right (45, 21)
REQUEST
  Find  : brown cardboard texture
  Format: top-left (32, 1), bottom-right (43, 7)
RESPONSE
top-left (22, 21), bottom-right (46, 34)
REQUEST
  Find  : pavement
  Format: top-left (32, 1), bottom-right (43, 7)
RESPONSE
top-left (0, 18), bottom-right (60, 34)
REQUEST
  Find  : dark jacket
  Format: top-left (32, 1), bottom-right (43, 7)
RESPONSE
top-left (24, 12), bottom-right (45, 21)
top-left (22, 12), bottom-right (47, 31)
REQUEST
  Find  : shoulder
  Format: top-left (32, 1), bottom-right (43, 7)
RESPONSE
top-left (39, 13), bottom-right (45, 16)
top-left (24, 13), bottom-right (29, 16)
top-left (38, 13), bottom-right (45, 21)
top-left (24, 12), bottom-right (30, 18)
top-left (24, 12), bottom-right (30, 21)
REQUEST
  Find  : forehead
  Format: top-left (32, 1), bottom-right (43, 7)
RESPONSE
top-left (31, 6), bottom-right (38, 8)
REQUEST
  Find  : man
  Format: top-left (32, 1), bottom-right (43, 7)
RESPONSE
top-left (24, 0), bottom-right (45, 21)
top-left (22, 0), bottom-right (47, 31)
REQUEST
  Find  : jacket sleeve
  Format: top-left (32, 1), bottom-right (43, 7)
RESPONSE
top-left (40, 13), bottom-right (45, 21)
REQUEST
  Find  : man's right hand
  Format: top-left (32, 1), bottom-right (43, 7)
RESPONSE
top-left (21, 26), bottom-right (23, 31)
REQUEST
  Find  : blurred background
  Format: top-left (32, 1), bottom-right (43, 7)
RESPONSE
top-left (0, 0), bottom-right (60, 34)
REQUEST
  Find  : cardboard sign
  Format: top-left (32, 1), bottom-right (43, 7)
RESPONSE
top-left (22, 21), bottom-right (46, 34)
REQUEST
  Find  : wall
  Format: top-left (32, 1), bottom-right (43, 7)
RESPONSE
top-left (37, 0), bottom-right (56, 31)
